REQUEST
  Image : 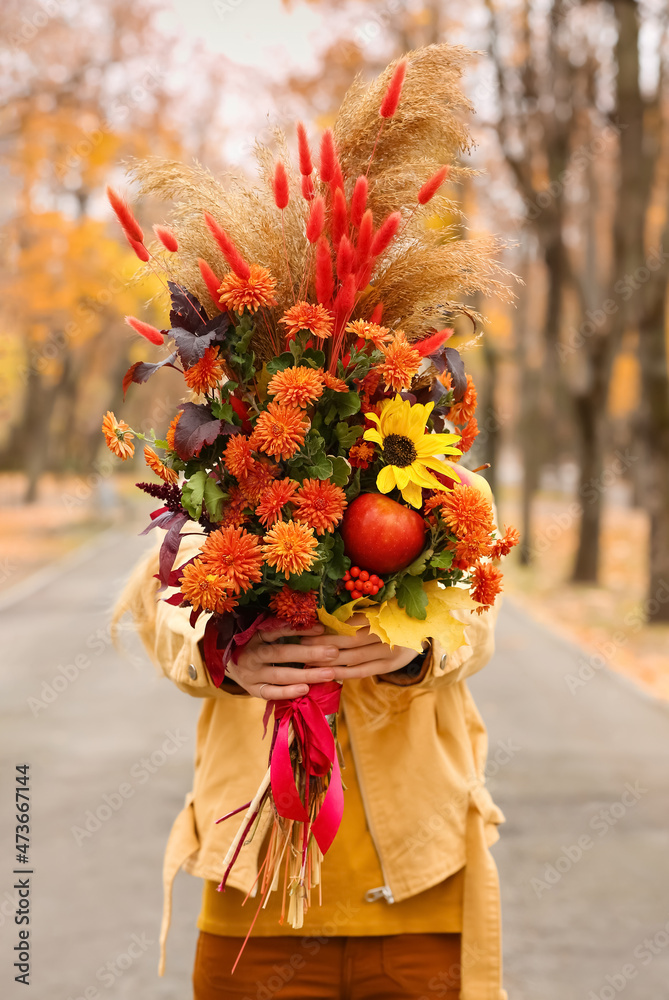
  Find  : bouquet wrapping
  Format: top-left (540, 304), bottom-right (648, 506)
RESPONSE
top-left (103, 46), bottom-right (519, 938)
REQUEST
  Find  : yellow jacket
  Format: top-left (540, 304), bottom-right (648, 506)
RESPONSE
top-left (115, 534), bottom-right (508, 1000)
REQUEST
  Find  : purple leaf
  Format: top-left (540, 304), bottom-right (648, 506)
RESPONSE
top-left (157, 513), bottom-right (189, 586)
top-left (168, 281), bottom-right (207, 333)
top-left (172, 312), bottom-right (231, 367)
top-left (173, 402), bottom-right (223, 460)
top-left (122, 352), bottom-right (179, 399)
top-left (442, 347), bottom-right (467, 401)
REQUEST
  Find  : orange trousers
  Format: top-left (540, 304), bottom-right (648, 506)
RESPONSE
top-left (193, 931), bottom-right (461, 999)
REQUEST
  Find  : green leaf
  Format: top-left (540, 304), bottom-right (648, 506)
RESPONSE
top-left (345, 468), bottom-right (361, 501)
top-left (210, 400), bottom-right (235, 423)
top-left (266, 353), bottom-right (295, 376)
top-left (181, 470), bottom-right (208, 520)
top-left (289, 338), bottom-right (304, 363)
top-left (288, 572), bottom-right (322, 592)
top-left (309, 454), bottom-right (334, 479)
top-left (203, 477), bottom-right (226, 522)
top-left (302, 348), bottom-right (326, 368)
top-left (405, 547), bottom-right (434, 576)
top-left (329, 455), bottom-right (351, 487)
top-left (396, 575), bottom-right (428, 620)
top-left (332, 390), bottom-right (361, 418)
top-left (153, 438), bottom-right (168, 450)
top-left (334, 421), bottom-right (364, 452)
top-left (430, 550), bottom-right (454, 570)
top-left (325, 533), bottom-right (349, 581)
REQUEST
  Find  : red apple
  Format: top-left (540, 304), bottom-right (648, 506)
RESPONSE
top-left (340, 493), bottom-right (426, 575)
top-left (438, 461), bottom-right (493, 503)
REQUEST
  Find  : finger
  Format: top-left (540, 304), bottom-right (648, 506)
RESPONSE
top-left (254, 682), bottom-right (310, 701)
top-left (258, 665), bottom-right (336, 686)
top-left (299, 630), bottom-right (377, 649)
top-left (256, 643), bottom-right (339, 665)
top-left (260, 623), bottom-right (324, 642)
top-left (331, 660), bottom-right (396, 681)
top-left (327, 644), bottom-right (389, 667)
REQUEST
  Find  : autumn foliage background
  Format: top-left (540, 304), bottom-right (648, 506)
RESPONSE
top-left (1, 0), bottom-right (668, 698)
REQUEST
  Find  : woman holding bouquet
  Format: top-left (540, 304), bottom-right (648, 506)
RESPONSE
top-left (118, 538), bottom-right (506, 999)
top-left (109, 41), bottom-right (516, 1000)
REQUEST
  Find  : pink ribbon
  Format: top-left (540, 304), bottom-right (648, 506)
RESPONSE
top-left (263, 682), bottom-right (343, 855)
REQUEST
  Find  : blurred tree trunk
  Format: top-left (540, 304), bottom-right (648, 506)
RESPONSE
top-left (611, 0), bottom-right (669, 621)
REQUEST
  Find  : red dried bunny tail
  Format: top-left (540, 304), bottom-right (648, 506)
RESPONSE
top-left (418, 166), bottom-right (450, 205)
top-left (296, 122), bottom-right (313, 176)
top-left (354, 209), bottom-right (374, 271)
top-left (369, 301), bottom-right (384, 324)
top-left (332, 188), bottom-right (348, 247)
top-left (125, 316), bottom-right (164, 346)
top-left (315, 237), bottom-right (334, 304)
top-left (203, 212), bottom-right (250, 280)
top-left (350, 177), bottom-right (368, 228)
top-left (414, 328), bottom-right (454, 357)
top-left (126, 234), bottom-right (150, 262)
top-left (319, 129), bottom-right (336, 183)
top-left (107, 186), bottom-right (144, 244)
top-left (273, 161), bottom-right (290, 210)
top-left (380, 59), bottom-right (407, 119)
top-left (336, 235), bottom-right (354, 280)
top-left (198, 259), bottom-right (223, 306)
top-left (306, 196), bottom-right (325, 244)
top-left (153, 225), bottom-right (178, 252)
top-left (370, 211), bottom-right (401, 258)
top-left (301, 174), bottom-right (315, 201)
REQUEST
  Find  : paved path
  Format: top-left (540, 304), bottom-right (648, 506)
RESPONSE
top-left (1, 523), bottom-right (668, 998)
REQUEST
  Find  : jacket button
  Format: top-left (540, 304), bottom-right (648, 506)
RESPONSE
top-left (188, 663), bottom-right (197, 680)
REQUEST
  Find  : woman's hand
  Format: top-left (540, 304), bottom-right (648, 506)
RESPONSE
top-left (225, 623), bottom-right (338, 701)
top-left (299, 614), bottom-right (422, 680)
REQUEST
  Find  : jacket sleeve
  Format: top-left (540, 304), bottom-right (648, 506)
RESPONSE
top-left (112, 535), bottom-right (231, 700)
top-left (379, 598), bottom-right (500, 689)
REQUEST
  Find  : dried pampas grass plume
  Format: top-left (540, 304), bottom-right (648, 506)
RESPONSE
top-left (127, 43), bottom-right (513, 361)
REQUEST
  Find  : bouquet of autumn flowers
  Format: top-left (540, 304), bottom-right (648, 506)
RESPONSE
top-left (103, 46), bottom-right (518, 933)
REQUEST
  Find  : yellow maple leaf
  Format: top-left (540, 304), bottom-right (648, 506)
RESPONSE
top-left (317, 597), bottom-right (373, 635)
top-left (362, 581), bottom-right (480, 652)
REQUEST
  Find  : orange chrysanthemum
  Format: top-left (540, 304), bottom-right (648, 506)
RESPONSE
top-left (183, 346), bottom-right (226, 395)
top-left (293, 478), bottom-right (347, 534)
top-left (379, 331), bottom-right (421, 392)
top-left (268, 366), bottom-right (324, 408)
top-left (322, 371), bottom-right (348, 392)
top-left (251, 402), bottom-right (308, 461)
top-left (262, 520), bottom-right (319, 578)
top-left (447, 374), bottom-right (477, 425)
top-left (491, 525), bottom-right (521, 560)
top-left (200, 526), bottom-right (264, 593)
top-left (218, 264), bottom-right (277, 314)
top-left (144, 446), bottom-right (178, 485)
top-left (470, 560), bottom-right (503, 613)
top-left (102, 411), bottom-right (134, 460)
top-left (457, 416), bottom-right (479, 454)
top-left (219, 486), bottom-right (250, 528)
top-left (255, 478), bottom-right (299, 527)
top-left (348, 440), bottom-right (375, 469)
top-left (280, 301), bottom-right (334, 340)
top-left (179, 559), bottom-right (238, 614)
top-left (223, 434), bottom-right (255, 480)
top-left (346, 319), bottom-right (392, 349)
top-left (450, 530), bottom-right (492, 571)
top-left (438, 484), bottom-right (494, 539)
top-left (270, 586), bottom-right (319, 629)
top-left (239, 461), bottom-right (278, 504)
top-left (166, 411), bottom-right (182, 451)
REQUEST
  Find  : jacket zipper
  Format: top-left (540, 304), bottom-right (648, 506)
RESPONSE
top-left (345, 709), bottom-right (395, 905)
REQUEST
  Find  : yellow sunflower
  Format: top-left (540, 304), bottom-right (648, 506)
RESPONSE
top-left (363, 395), bottom-right (462, 508)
